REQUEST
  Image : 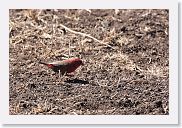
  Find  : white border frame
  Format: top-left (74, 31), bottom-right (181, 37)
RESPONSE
top-left (0, 0), bottom-right (178, 124)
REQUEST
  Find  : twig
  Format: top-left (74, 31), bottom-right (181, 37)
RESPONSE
top-left (111, 92), bottom-right (118, 99)
top-left (69, 39), bottom-right (71, 57)
top-left (47, 106), bottom-right (58, 114)
top-left (85, 9), bottom-right (91, 13)
top-left (59, 23), bottom-right (114, 49)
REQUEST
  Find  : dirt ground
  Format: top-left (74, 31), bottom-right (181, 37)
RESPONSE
top-left (9, 9), bottom-right (169, 115)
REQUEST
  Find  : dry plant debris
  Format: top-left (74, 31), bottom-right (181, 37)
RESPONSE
top-left (9, 9), bottom-right (169, 115)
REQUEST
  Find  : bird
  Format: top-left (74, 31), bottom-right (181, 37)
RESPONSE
top-left (39, 58), bottom-right (84, 75)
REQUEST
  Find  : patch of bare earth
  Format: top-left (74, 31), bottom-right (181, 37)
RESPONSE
top-left (9, 9), bottom-right (169, 115)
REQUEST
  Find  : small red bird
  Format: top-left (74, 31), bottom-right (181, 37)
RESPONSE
top-left (39, 58), bottom-right (84, 75)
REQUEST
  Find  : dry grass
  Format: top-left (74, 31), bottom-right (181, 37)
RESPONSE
top-left (9, 9), bottom-right (169, 115)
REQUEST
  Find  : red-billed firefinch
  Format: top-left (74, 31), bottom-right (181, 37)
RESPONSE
top-left (39, 58), bottom-right (84, 75)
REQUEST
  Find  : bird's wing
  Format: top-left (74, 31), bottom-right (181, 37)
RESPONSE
top-left (50, 61), bottom-right (69, 73)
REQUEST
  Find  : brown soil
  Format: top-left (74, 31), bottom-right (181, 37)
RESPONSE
top-left (9, 9), bottom-right (169, 115)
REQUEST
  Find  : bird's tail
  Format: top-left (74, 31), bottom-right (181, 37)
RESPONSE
top-left (38, 61), bottom-right (48, 65)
